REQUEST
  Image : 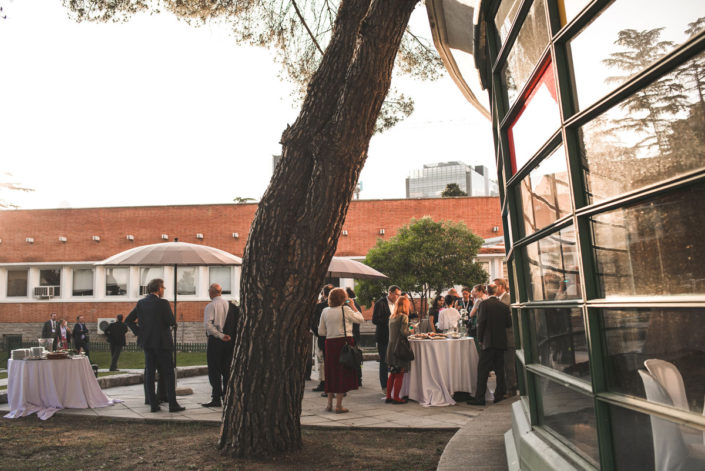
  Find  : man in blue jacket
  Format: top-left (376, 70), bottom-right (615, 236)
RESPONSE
top-left (126, 278), bottom-right (184, 413)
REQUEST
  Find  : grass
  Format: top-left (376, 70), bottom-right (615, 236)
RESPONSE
top-left (86, 351), bottom-right (206, 370)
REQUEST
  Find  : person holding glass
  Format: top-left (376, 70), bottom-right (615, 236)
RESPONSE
top-left (427, 295), bottom-right (444, 333)
top-left (386, 296), bottom-right (412, 404)
top-left (54, 319), bottom-right (71, 350)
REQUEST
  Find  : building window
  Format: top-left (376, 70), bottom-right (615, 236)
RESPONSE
top-left (209, 267), bottom-right (232, 295)
top-left (579, 49), bottom-right (705, 204)
top-left (494, 0), bottom-right (522, 45)
top-left (72, 269), bottom-right (93, 296)
top-left (507, 60), bottom-right (561, 175)
top-left (537, 376), bottom-right (599, 465)
top-left (531, 308), bottom-right (590, 381)
top-left (7, 270), bottom-right (28, 297)
top-left (140, 267), bottom-right (164, 295)
top-left (519, 144), bottom-right (572, 236)
top-left (39, 269), bottom-right (61, 297)
top-left (567, 0), bottom-right (705, 112)
top-left (557, 0), bottom-right (590, 27)
top-left (177, 267), bottom-right (197, 295)
top-left (591, 182), bottom-right (705, 298)
top-left (524, 225), bottom-right (581, 301)
top-left (501, 0), bottom-right (550, 108)
top-left (602, 307), bottom-right (705, 414)
top-left (105, 267), bottom-right (128, 296)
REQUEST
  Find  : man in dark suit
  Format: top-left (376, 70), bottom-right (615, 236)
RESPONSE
top-left (468, 283), bottom-right (512, 406)
top-left (104, 314), bottom-right (128, 371)
top-left (73, 315), bottom-right (90, 357)
top-left (41, 312), bottom-right (58, 339)
top-left (372, 285), bottom-right (401, 392)
top-left (126, 278), bottom-right (184, 413)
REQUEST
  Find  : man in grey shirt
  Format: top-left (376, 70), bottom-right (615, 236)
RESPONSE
top-left (202, 283), bottom-right (232, 408)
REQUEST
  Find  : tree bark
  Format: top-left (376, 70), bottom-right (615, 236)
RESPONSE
top-left (219, 0), bottom-right (419, 457)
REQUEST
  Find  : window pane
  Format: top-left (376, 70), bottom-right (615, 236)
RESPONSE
top-left (525, 225), bottom-right (581, 301)
top-left (72, 269), bottom-right (93, 296)
top-left (494, 0), bottom-right (522, 45)
top-left (39, 269), bottom-right (61, 297)
top-left (519, 144), bottom-right (572, 236)
top-left (558, 0), bottom-right (590, 27)
top-left (609, 404), bottom-right (705, 470)
top-left (507, 60), bottom-right (561, 174)
top-left (209, 267), bottom-right (232, 295)
top-left (579, 50), bottom-right (705, 203)
top-left (532, 308), bottom-right (590, 381)
top-left (106, 267), bottom-right (128, 296)
top-left (568, 0), bottom-right (705, 112)
top-left (591, 183), bottom-right (705, 298)
top-left (537, 376), bottom-right (599, 464)
top-left (7, 270), bottom-right (28, 297)
top-left (177, 267), bottom-right (197, 295)
top-left (602, 308), bottom-right (705, 415)
top-left (140, 267), bottom-right (164, 286)
top-left (502, 0), bottom-right (550, 107)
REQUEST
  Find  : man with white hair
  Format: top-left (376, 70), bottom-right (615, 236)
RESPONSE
top-left (202, 283), bottom-right (232, 408)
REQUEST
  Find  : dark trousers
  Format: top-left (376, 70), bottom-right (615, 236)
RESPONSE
top-left (377, 341), bottom-right (388, 390)
top-left (109, 343), bottom-right (123, 370)
top-left (206, 336), bottom-right (231, 400)
top-left (143, 365), bottom-right (166, 403)
top-left (475, 347), bottom-right (506, 400)
top-left (76, 340), bottom-right (90, 358)
top-left (145, 348), bottom-right (176, 408)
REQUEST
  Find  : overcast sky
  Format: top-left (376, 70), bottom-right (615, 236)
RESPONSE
top-left (0, 1), bottom-right (495, 210)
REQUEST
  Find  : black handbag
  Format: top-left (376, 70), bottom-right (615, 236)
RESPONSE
top-left (338, 306), bottom-right (363, 370)
top-left (397, 320), bottom-right (415, 362)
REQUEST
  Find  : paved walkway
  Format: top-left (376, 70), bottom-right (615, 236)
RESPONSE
top-left (0, 361), bottom-right (513, 468)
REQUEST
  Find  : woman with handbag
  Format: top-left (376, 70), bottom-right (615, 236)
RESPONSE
top-left (386, 296), bottom-right (413, 404)
top-left (318, 287), bottom-right (364, 414)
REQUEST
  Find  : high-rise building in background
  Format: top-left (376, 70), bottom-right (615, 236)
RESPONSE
top-left (405, 161), bottom-right (499, 198)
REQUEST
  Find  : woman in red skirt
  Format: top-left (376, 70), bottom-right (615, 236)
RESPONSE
top-left (318, 287), bottom-right (364, 413)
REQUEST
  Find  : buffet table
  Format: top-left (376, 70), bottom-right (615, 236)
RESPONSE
top-left (401, 337), bottom-right (493, 407)
top-left (4, 356), bottom-right (119, 420)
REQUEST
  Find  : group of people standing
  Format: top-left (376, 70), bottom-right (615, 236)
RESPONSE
top-left (41, 312), bottom-right (93, 357)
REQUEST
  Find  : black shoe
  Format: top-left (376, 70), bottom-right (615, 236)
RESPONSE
top-left (201, 401), bottom-right (222, 408)
top-left (392, 398), bottom-right (408, 404)
top-left (312, 382), bottom-right (325, 392)
top-left (150, 405), bottom-right (161, 412)
top-left (169, 404), bottom-right (186, 413)
top-left (320, 392), bottom-right (328, 397)
top-left (385, 398), bottom-right (394, 404)
top-left (467, 397), bottom-right (486, 406)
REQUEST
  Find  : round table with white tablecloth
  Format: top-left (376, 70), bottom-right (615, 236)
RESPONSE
top-left (4, 356), bottom-right (120, 420)
top-left (400, 337), bottom-right (494, 407)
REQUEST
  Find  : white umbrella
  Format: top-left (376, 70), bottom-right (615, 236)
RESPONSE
top-left (98, 239), bottom-right (242, 366)
top-left (327, 257), bottom-right (387, 280)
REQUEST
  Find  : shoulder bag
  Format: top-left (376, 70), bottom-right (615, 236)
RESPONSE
top-left (396, 317), bottom-right (415, 362)
top-left (338, 306), bottom-right (363, 370)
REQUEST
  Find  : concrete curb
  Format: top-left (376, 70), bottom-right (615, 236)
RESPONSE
top-left (0, 365), bottom-right (209, 404)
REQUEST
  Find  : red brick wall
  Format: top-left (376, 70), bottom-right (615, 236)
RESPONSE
top-left (0, 197), bottom-right (501, 262)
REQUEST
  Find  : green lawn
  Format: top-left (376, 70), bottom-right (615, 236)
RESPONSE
top-left (87, 351), bottom-right (206, 370)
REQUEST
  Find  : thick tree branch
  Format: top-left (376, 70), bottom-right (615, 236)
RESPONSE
top-left (291, 0), bottom-right (324, 54)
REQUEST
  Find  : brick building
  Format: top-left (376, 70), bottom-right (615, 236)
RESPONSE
top-left (0, 197), bottom-right (503, 342)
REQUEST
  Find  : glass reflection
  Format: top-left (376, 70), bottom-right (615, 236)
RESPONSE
top-left (579, 49), bottom-right (705, 203)
top-left (106, 267), bottom-right (128, 296)
top-left (558, 0), bottom-right (590, 27)
top-left (610, 404), bottom-right (705, 470)
top-left (502, 0), bottom-right (550, 107)
top-left (525, 225), bottom-right (581, 301)
top-left (591, 182), bottom-right (705, 297)
top-left (140, 267), bottom-right (164, 287)
top-left (602, 308), bottom-right (705, 415)
top-left (495, 0), bottom-right (522, 45)
top-left (537, 376), bottom-right (599, 464)
top-left (568, 0), bottom-right (705, 112)
top-left (532, 308), bottom-right (589, 380)
top-left (520, 144), bottom-right (572, 236)
top-left (508, 60), bottom-right (561, 174)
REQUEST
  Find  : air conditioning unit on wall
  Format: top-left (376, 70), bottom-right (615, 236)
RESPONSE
top-left (33, 286), bottom-right (58, 299)
top-left (97, 318), bottom-right (116, 335)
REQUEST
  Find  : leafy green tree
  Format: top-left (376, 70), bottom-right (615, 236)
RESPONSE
top-left (62, 0), bottom-right (442, 458)
top-left (441, 183), bottom-right (467, 197)
top-left (357, 217), bottom-right (487, 314)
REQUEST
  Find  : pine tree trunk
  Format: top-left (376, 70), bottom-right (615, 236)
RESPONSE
top-left (219, 0), bottom-right (419, 457)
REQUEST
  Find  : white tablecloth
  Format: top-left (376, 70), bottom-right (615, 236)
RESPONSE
top-left (401, 337), bottom-right (493, 407)
top-left (4, 357), bottom-right (120, 420)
